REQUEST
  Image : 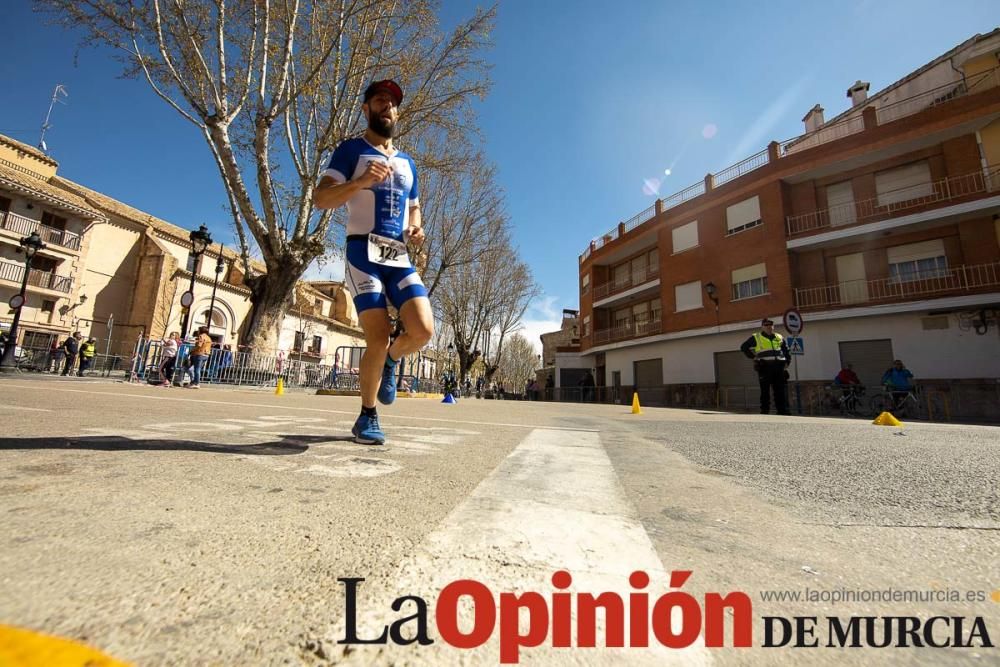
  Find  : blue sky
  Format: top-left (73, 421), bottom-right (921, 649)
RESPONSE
top-left (1, 1), bottom-right (997, 345)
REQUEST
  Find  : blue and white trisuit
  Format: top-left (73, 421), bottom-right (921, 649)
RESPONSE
top-left (323, 137), bottom-right (428, 313)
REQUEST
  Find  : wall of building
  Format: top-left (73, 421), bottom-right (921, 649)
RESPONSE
top-left (75, 218), bottom-right (144, 346)
top-left (590, 307), bottom-right (1000, 387)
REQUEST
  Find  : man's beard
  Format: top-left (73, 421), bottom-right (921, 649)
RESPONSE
top-left (368, 112), bottom-right (395, 139)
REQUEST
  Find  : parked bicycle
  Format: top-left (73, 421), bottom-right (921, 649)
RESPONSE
top-left (827, 384), bottom-right (866, 417)
top-left (868, 385), bottom-right (947, 421)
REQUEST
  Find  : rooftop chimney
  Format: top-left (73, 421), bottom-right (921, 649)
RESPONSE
top-left (802, 104), bottom-right (825, 133)
top-left (847, 80), bottom-right (870, 107)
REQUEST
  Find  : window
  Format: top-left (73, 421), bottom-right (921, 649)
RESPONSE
top-left (650, 298), bottom-right (662, 322)
top-left (875, 161), bottom-right (933, 207)
top-left (581, 273), bottom-right (590, 295)
top-left (41, 300), bottom-right (55, 313)
top-left (613, 307), bottom-right (630, 329)
top-left (672, 220), bottom-right (699, 253)
top-left (630, 255), bottom-right (648, 284)
top-left (41, 211), bottom-right (67, 230)
top-left (311, 335), bottom-right (323, 354)
top-left (887, 239), bottom-right (949, 283)
top-left (726, 196), bottom-right (762, 235)
top-left (825, 181), bottom-right (856, 227)
top-left (582, 315), bottom-right (591, 336)
top-left (648, 249), bottom-right (659, 273)
top-left (293, 330), bottom-right (305, 352)
top-left (612, 263), bottom-right (630, 289)
top-left (731, 262), bottom-right (768, 300)
top-left (674, 280), bottom-right (703, 312)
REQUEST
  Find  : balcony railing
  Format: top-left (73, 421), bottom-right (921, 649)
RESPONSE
top-left (785, 165), bottom-right (1000, 237)
top-left (0, 260), bottom-right (72, 293)
top-left (780, 116), bottom-right (865, 157)
top-left (592, 264), bottom-right (660, 300)
top-left (592, 315), bottom-right (662, 345)
top-left (0, 211), bottom-right (83, 251)
top-left (714, 148), bottom-right (769, 187)
top-left (581, 66), bottom-right (1000, 263)
top-left (876, 68), bottom-right (1000, 126)
top-left (794, 261), bottom-right (1000, 310)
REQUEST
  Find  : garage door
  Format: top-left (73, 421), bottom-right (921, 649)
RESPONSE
top-left (715, 350), bottom-right (758, 386)
top-left (633, 358), bottom-right (663, 388)
top-left (560, 368), bottom-right (588, 389)
top-left (838, 339), bottom-right (893, 387)
top-left (715, 350), bottom-right (760, 410)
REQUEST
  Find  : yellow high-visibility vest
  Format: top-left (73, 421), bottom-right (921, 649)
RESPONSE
top-left (752, 332), bottom-right (786, 362)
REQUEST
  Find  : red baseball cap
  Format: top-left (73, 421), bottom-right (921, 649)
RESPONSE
top-left (364, 79), bottom-right (403, 106)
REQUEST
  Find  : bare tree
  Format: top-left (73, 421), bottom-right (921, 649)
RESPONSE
top-left (436, 231), bottom-right (539, 382)
top-left (493, 333), bottom-right (539, 392)
top-left (37, 0), bottom-right (496, 350)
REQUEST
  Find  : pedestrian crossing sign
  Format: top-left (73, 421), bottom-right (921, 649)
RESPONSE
top-left (787, 336), bottom-right (804, 355)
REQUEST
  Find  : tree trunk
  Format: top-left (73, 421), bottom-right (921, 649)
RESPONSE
top-left (241, 264), bottom-right (303, 352)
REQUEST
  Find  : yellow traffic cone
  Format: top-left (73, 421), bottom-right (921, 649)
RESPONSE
top-left (631, 392), bottom-right (642, 414)
top-left (872, 411), bottom-right (901, 426)
top-left (275, 377), bottom-right (285, 396)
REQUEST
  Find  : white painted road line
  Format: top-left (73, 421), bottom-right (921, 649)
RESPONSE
top-left (0, 383), bottom-right (599, 433)
top-left (333, 428), bottom-right (712, 665)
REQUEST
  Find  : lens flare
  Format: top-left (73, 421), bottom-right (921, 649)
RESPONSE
top-left (702, 123), bottom-right (718, 139)
top-left (663, 168), bottom-right (672, 176)
top-left (642, 178), bottom-right (661, 196)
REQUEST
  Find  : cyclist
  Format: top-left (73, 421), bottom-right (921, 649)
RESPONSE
top-left (833, 363), bottom-right (864, 412)
top-left (881, 360), bottom-right (915, 411)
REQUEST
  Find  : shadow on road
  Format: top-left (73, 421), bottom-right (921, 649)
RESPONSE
top-left (0, 434), bottom-right (354, 456)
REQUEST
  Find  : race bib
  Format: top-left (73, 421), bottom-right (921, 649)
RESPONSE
top-left (367, 233), bottom-right (410, 268)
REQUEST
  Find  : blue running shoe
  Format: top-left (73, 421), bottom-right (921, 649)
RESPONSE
top-left (377, 359), bottom-right (397, 405)
top-left (352, 412), bottom-right (385, 445)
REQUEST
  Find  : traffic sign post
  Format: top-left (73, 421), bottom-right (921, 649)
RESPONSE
top-left (782, 309), bottom-right (805, 414)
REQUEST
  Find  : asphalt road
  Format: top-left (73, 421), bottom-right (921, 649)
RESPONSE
top-left (0, 375), bottom-right (997, 666)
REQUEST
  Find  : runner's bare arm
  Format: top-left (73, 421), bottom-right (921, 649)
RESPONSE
top-left (407, 205), bottom-right (424, 246)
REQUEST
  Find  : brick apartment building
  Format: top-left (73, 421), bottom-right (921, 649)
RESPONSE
top-left (576, 29), bottom-right (1000, 411)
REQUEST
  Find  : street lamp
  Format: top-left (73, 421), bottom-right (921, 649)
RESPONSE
top-left (0, 231), bottom-right (47, 372)
top-left (206, 244), bottom-right (225, 338)
top-left (179, 224), bottom-right (212, 339)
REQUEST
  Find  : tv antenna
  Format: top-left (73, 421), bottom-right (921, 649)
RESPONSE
top-left (38, 84), bottom-right (69, 153)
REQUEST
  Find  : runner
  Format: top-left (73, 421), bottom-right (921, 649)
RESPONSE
top-left (313, 79), bottom-right (434, 444)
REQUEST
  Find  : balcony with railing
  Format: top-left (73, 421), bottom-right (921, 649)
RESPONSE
top-left (580, 66), bottom-right (1000, 265)
top-left (0, 260), bottom-right (73, 293)
top-left (794, 261), bottom-right (1000, 311)
top-left (592, 315), bottom-right (662, 346)
top-left (785, 166), bottom-right (1000, 240)
top-left (592, 264), bottom-right (660, 302)
top-left (0, 211), bottom-right (83, 251)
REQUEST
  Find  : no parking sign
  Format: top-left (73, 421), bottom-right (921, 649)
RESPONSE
top-left (783, 308), bottom-right (804, 335)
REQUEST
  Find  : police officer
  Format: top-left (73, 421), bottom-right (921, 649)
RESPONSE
top-left (740, 318), bottom-right (791, 415)
top-left (78, 337), bottom-right (97, 376)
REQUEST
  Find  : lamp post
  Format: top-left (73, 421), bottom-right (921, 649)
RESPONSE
top-left (206, 244), bottom-right (224, 338)
top-left (179, 224), bottom-right (212, 339)
top-left (705, 281), bottom-right (720, 331)
top-left (0, 231), bottom-right (47, 372)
